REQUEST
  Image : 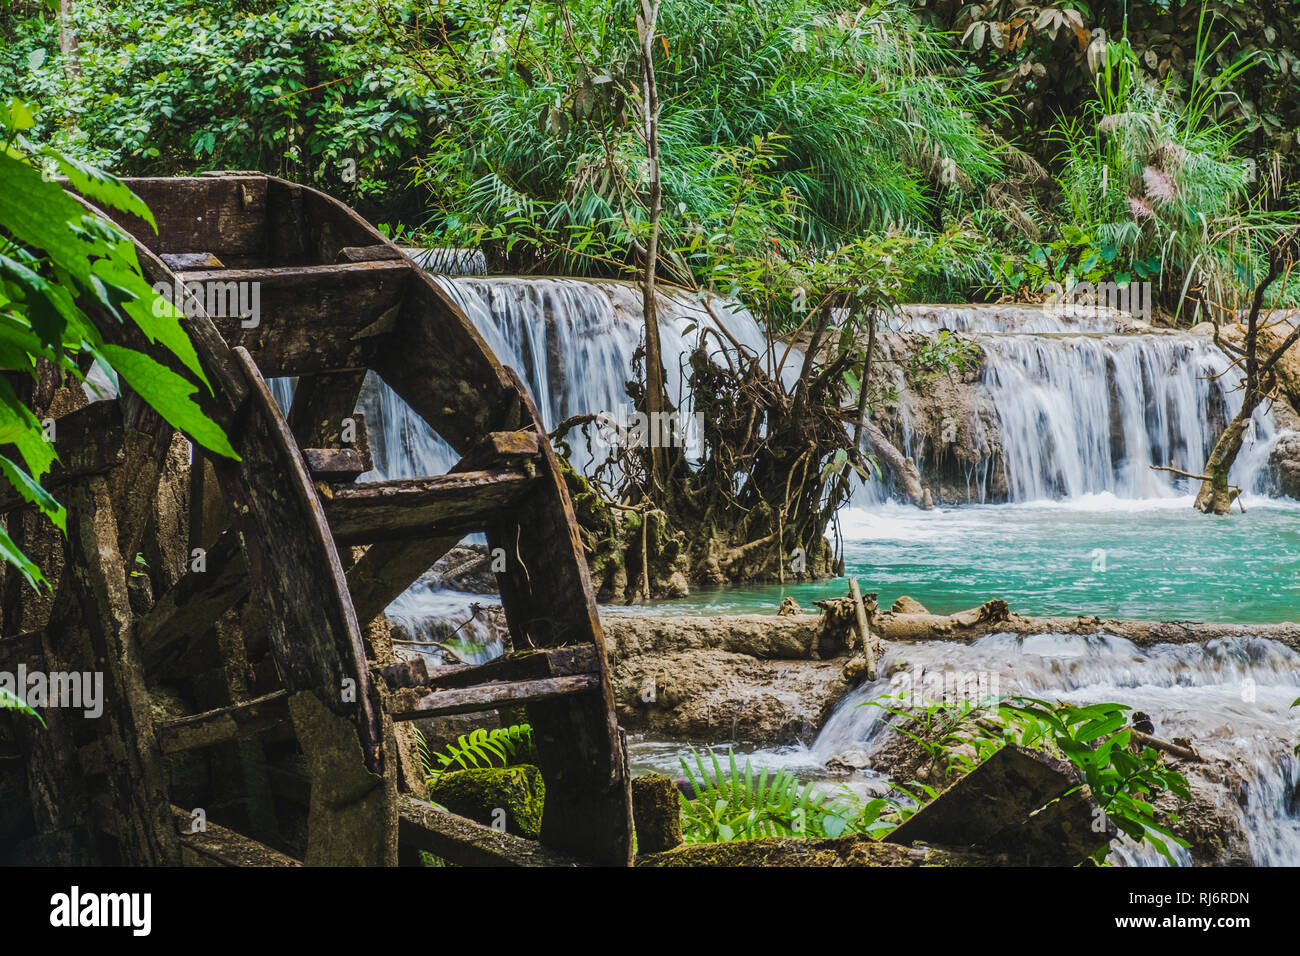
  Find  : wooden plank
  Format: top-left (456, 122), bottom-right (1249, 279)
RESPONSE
top-left (389, 674), bottom-right (600, 721)
top-left (62, 477), bottom-right (179, 865)
top-left (346, 535), bottom-right (463, 626)
top-left (397, 796), bottom-right (583, 867)
top-left (322, 470), bottom-right (534, 545)
top-left (0, 401), bottom-right (123, 514)
top-left (884, 744), bottom-right (1079, 850)
top-left (422, 646), bottom-right (598, 692)
top-left (304, 447), bottom-right (369, 480)
top-left (138, 529), bottom-right (248, 675)
top-left (376, 657), bottom-right (429, 690)
top-left (112, 176), bottom-right (269, 267)
top-left (156, 691), bottom-right (291, 754)
top-left (160, 252), bottom-right (226, 270)
top-left (287, 372), bottom-right (369, 450)
top-left (214, 347), bottom-right (395, 866)
top-left (172, 806), bottom-right (301, 867)
top-left (337, 245), bottom-right (405, 263)
top-left (174, 262), bottom-right (410, 377)
top-left (473, 430), bottom-right (541, 459)
top-left (485, 369), bottom-right (633, 865)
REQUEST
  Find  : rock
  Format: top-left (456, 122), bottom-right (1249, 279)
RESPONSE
top-left (613, 648), bottom-right (852, 745)
top-left (427, 765), bottom-right (544, 839)
top-left (664, 571), bottom-right (690, 598)
top-left (891, 595), bottom-right (929, 614)
top-left (777, 596), bottom-right (802, 616)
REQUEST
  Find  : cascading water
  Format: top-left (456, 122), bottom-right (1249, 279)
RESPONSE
top-left (803, 633), bottom-right (1300, 866)
top-left (884, 305), bottom-right (1285, 503)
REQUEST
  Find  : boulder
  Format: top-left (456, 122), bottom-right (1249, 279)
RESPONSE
top-left (427, 765), bottom-right (544, 839)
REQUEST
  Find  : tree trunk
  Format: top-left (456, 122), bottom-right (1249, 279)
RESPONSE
top-left (1193, 400), bottom-right (1257, 515)
top-left (637, 0), bottom-right (668, 489)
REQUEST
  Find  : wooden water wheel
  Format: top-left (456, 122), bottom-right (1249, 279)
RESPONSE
top-left (0, 173), bottom-right (633, 866)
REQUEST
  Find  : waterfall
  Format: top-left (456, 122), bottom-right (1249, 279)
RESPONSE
top-left (806, 632), bottom-right (1300, 866)
top-left (886, 306), bottom-right (1285, 503)
top-left (981, 334), bottom-right (1276, 500)
top-left (356, 275), bottom-right (790, 481)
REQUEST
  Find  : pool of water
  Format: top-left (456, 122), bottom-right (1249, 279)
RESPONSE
top-left (612, 494), bottom-right (1300, 625)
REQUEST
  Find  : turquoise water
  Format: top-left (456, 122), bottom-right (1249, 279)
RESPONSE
top-left (616, 494), bottom-right (1300, 625)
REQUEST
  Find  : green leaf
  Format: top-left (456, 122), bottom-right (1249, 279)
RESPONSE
top-left (99, 345), bottom-right (237, 459)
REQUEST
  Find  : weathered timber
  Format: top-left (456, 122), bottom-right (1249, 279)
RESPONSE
top-left (172, 806), bottom-right (301, 867)
top-left (473, 430), bottom-right (541, 460)
top-left (268, 178), bottom-right (384, 266)
top-left (336, 245), bottom-right (404, 263)
top-left (631, 775), bottom-right (683, 854)
top-left (485, 369), bottom-right (633, 865)
top-left (160, 252), bottom-right (226, 271)
top-left (321, 470), bottom-right (535, 545)
top-left (287, 371), bottom-right (369, 451)
top-left (422, 646), bottom-right (599, 691)
top-left (304, 447), bottom-right (370, 480)
top-left (375, 657), bottom-right (429, 691)
top-left (397, 796), bottom-right (583, 867)
top-left (104, 176), bottom-right (269, 267)
top-left (885, 744), bottom-right (1079, 850)
top-left (138, 529), bottom-right (247, 675)
top-left (0, 402), bottom-right (124, 514)
top-left (175, 261), bottom-right (409, 376)
top-left (155, 691), bottom-right (291, 754)
top-left (63, 477), bottom-right (179, 864)
top-left (389, 674), bottom-right (600, 721)
top-left (214, 348), bottom-right (394, 865)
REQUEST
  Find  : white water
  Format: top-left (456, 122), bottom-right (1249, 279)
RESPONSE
top-left (802, 633), bottom-right (1300, 866)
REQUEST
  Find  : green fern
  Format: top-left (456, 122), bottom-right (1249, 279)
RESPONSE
top-left (418, 724), bottom-right (534, 779)
top-left (677, 746), bottom-right (856, 843)
top-left (0, 686), bottom-right (44, 726)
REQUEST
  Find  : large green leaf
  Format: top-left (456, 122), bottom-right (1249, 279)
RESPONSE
top-left (100, 345), bottom-right (238, 459)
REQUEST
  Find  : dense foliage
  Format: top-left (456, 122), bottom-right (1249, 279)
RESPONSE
top-left (0, 95), bottom-right (235, 590)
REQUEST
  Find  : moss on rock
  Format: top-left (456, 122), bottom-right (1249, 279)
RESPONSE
top-left (427, 765), bottom-right (545, 839)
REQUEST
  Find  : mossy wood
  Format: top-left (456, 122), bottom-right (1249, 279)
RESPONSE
top-left (0, 173), bottom-right (632, 866)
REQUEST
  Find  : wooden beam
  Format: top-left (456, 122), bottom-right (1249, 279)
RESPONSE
top-left (303, 447), bottom-right (369, 480)
top-left (138, 530), bottom-right (248, 675)
top-left (287, 371), bottom-right (369, 449)
top-left (106, 176), bottom-right (269, 267)
top-left (422, 646), bottom-right (598, 692)
top-left (155, 691), bottom-right (291, 754)
top-left (389, 674), bottom-right (600, 721)
top-left (346, 535), bottom-right (463, 626)
top-left (174, 261), bottom-right (409, 377)
top-left (0, 401), bottom-right (124, 514)
top-left (397, 796), bottom-right (583, 867)
top-left (322, 470), bottom-right (534, 545)
top-left (172, 806), bottom-right (301, 867)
